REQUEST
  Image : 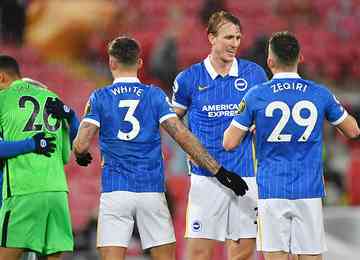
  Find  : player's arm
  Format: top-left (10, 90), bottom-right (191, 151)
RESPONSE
top-left (224, 91), bottom-right (256, 150)
top-left (0, 133), bottom-right (56, 158)
top-left (171, 72), bottom-right (190, 119)
top-left (67, 112), bottom-right (80, 143)
top-left (73, 121), bottom-right (98, 163)
top-left (173, 107), bottom-right (187, 119)
top-left (223, 125), bottom-right (248, 151)
top-left (161, 116), bottom-right (219, 173)
top-left (44, 97), bottom-right (82, 142)
top-left (336, 114), bottom-right (360, 139)
top-left (326, 92), bottom-right (360, 140)
top-left (161, 116), bottom-right (248, 196)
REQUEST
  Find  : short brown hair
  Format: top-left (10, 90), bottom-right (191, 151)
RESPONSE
top-left (107, 36), bottom-right (141, 66)
top-left (269, 31), bottom-right (300, 66)
top-left (0, 55), bottom-right (21, 77)
top-left (207, 10), bottom-right (242, 35)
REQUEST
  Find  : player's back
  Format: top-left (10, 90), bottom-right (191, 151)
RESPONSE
top-left (249, 74), bottom-right (346, 199)
top-left (84, 79), bottom-right (175, 193)
top-left (0, 80), bottom-right (70, 198)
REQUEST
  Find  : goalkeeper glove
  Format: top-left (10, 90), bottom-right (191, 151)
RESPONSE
top-left (46, 98), bottom-right (74, 120)
top-left (76, 152), bottom-right (93, 167)
top-left (32, 132), bottom-right (56, 157)
top-left (215, 167), bottom-right (249, 196)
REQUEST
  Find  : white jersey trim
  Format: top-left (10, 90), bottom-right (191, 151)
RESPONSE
top-left (82, 118), bottom-right (100, 127)
top-left (172, 100), bottom-right (187, 109)
top-left (272, 72), bottom-right (301, 79)
top-left (159, 113), bottom-right (177, 124)
top-left (204, 56), bottom-right (238, 79)
top-left (231, 120), bottom-right (249, 131)
top-left (330, 110), bottom-right (348, 126)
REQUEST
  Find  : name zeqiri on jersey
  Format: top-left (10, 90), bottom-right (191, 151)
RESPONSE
top-left (271, 82), bottom-right (308, 93)
top-left (202, 103), bottom-right (241, 117)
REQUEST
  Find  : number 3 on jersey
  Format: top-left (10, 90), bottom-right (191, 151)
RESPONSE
top-left (265, 100), bottom-right (318, 142)
top-left (118, 100), bottom-right (140, 140)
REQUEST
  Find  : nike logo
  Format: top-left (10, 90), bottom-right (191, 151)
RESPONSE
top-left (226, 177), bottom-right (232, 183)
top-left (198, 85), bottom-right (209, 91)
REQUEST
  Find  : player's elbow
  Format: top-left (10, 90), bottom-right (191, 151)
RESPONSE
top-left (349, 129), bottom-right (360, 140)
top-left (223, 137), bottom-right (236, 151)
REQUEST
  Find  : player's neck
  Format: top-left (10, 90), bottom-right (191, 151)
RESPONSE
top-left (111, 70), bottom-right (138, 79)
top-left (209, 55), bottom-right (233, 76)
top-left (272, 65), bottom-right (298, 75)
top-left (0, 76), bottom-right (20, 90)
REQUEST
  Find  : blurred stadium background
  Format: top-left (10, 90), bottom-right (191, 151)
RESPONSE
top-left (1, 0), bottom-right (360, 259)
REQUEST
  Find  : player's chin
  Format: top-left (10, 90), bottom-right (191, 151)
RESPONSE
top-left (223, 52), bottom-right (236, 61)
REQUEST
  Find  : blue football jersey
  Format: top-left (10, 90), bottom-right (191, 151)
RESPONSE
top-left (232, 73), bottom-right (348, 199)
top-left (83, 77), bottom-right (176, 193)
top-left (172, 56), bottom-right (268, 177)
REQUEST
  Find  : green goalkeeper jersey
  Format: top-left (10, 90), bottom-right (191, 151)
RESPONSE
top-left (0, 80), bottom-right (71, 198)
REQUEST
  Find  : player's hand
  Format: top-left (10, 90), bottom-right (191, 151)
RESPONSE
top-left (76, 152), bottom-right (92, 166)
top-left (215, 167), bottom-right (249, 196)
top-left (32, 132), bottom-right (56, 157)
top-left (46, 97), bottom-right (74, 120)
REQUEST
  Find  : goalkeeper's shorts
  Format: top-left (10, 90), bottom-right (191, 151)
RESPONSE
top-left (0, 191), bottom-right (74, 255)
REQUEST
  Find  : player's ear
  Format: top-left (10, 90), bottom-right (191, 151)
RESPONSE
top-left (208, 33), bottom-right (216, 46)
top-left (137, 58), bottom-right (143, 69)
top-left (109, 56), bottom-right (117, 71)
top-left (0, 72), bottom-right (6, 87)
top-left (298, 53), bottom-right (304, 64)
top-left (267, 56), bottom-right (274, 71)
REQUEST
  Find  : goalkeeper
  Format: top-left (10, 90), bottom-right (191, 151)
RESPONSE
top-left (0, 55), bottom-right (87, 260)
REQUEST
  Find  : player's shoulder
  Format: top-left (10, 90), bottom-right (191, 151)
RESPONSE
top-left (302, 78), bottom-right (333, 96)
top-left (245, 82), bottom-right (264, 97)
top-left (237, 58), bottom-right (266, 73)
top-left (176, 60), bottom-right (204, 81)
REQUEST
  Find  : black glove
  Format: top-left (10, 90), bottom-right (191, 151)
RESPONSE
top-left (46, 97), bottom-right (74, 120)
top-left (76, 152), bottom-right (93, 167)
top-left (215, 167), bottom-right (249, 196)
top-left (32, 132), bottom-right (56, 157)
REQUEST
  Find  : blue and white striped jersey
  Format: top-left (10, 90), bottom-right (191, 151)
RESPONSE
top-left (232, 73), bottom-right (348, 199)
top-left (83, 77), bottom-right (176, 193)
top-left (172, 56), bottom-right (267, 177)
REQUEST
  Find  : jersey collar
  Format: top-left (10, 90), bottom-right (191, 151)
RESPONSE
top-left (113, 77), bottom-right (140, 83)
top-left (204, 56), bottom-right (238, 80)
top-left (272, 72), bottom-right (301, 79)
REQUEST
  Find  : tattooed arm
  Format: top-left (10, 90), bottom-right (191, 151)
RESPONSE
top-left (73, 121), bottom-right (98, 157)
top-left (173, 107), bottom-right (187, 119)
top-left (161, 117), bottom-right (220, 175)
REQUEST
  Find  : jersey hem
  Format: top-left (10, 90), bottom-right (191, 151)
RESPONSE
top-left (330, 110), bottom-right (348, 126)
top-left (82, 118), bottom-right (100, 127)
top-left (159, 113), bottom-right (177, 124)
top-left (231, 120), bottom-right (249, 131)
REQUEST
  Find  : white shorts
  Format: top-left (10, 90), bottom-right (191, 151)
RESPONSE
top-left (257, 198), bottom-right (327, 254)
top-left (97, 191), bottom-right (176, 250)
top-left (185, 174), bottom-right (258, 241)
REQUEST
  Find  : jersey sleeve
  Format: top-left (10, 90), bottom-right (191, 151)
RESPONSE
top-left (172, 70), bottom-right (192, 109)
top-left (0, 138), bottom-right (34, 158)
top-left (231, 88), bottom-right (257, 130)
top-left (82, 91), bottom-right (101, 127)
top-left (68, 111), bottom-right (80, 144)
top-left (61, 123), bottom-right (72, 165)
top-left (152, 87), bottom-right (177, 124)
top-left (325, 90), bottom-right (348, 125)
